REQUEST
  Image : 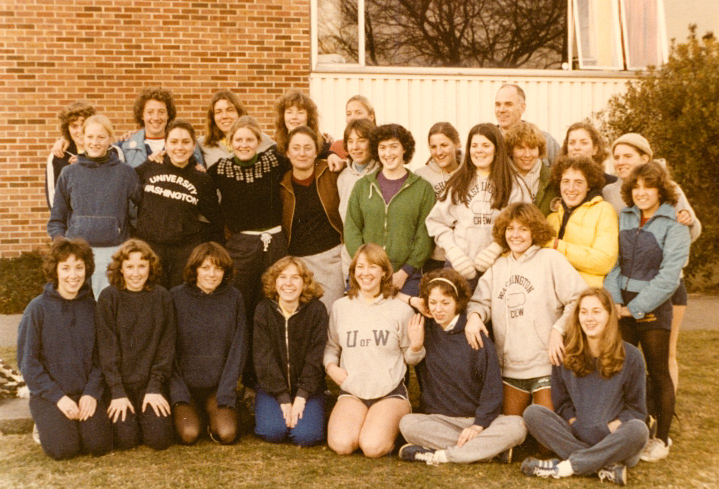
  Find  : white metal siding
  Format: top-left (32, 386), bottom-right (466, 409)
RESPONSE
top-left (310, 73), bottom-right (630, 169)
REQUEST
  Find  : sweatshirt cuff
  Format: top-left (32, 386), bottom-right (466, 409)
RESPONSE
top-left (110, 383), bottom-right (127, 400)
top-left (400, 264), bottom-right (417, 276)
top-left (473, 413), bottom-right (497, 430)
top-left (404, 346), bottom-right (426, 366)
top-left (145, 379), bottom-right (163, 395)
top-left (82, 384), bottom-right (103, 401)
top-left (277, 392), bottom-right (292, 405)
top-left (46, 387), bottom-right (66, 405)
top-left (627, 302), bottom-right (645, 319)
top-left (216, 391), bottom-right (237, 409)
top-left (295, 388), bottom-right (309, 400)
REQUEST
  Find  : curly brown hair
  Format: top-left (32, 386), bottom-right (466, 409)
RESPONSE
top-left (107, 239), bottom-right (161, 291)
top-left (274, 89), bottom-right (321, 155)
top-left (551, 155), bottom-right (605, 192)
top-left (58, 102), bottom-right (96, 142)
top-left (370, 123), bottom-right (416, 164)
top-left (204, 90), bottom-right (248, 147)
top-left (183, 242), bottom-right (234, 287)
top-left (504, 121), bottom-right (547, 160)
top-left (132, 87), bottom-right (176, 128)
top-left (347, 243), bottom-right (397, 299)
top-left (261, 256), bottom-right (324, 304)
top-left (563, 288), bottom-right (626, 378)
top-left (418, 268), bottom-right (473, 315)
top-left (43, 238), bottom-right (95, 288)
top-left (620, 161), bottom-right (678, 208)
top-left (492, 203), bottom-right (555, 248)
top-left (561, 121), bottom-right (610, 167)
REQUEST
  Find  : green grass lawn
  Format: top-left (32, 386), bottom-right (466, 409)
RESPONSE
top-left (2, 330), bottom-right (718, 488)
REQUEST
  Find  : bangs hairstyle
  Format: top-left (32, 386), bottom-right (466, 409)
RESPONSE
top-left (343, 118), bottom-right (376, 155)
top-left (83, 115), bottom-right (115, 141)
top-left (347, 95), bottom-right (376, 123)
top-left (43, 238), bottom-right (95, 288)
top-left (183, 242), bottom-right (234, 287)
top-left (348, 243), bottom-right (397, 299)
top-left (492, 203), bottom-right (555, 248)
top-left (442, 123), bottom-right (515, 209)
top-left (227, 115), bottom-right (262, 143)
top-left (551, 155), bottom-right (605, 191)
top-left (165, 119), bottom-right (196, 144)
top-left (561, 121), bottom-right (610, 166)
top-left (132, 87), bottom-right (176, 128)
top-left (370, 123), bottom-right (416, 164)
top-left (427, 122), bottom-right (461, 165)
top-left (288, 125), bottom-right (322, 155)
top-left (59, 102), bottom-right (96, 142)
top-left (419, 268), bottom-right (472, 314)
top-left (107, 239), bottom-right (161, 291)
top-left (620, 161), bottom-right (678, 208)
top-left (205, 90), bottom-right (248, 147)
top-left (564, 288), bottom-right (626, 378)
top-left (274, 90), bottom-right (321, 155)
top-left (261, 256), bottom-right (324, 304)
top-left (504, 121), bottom-right (547, 160)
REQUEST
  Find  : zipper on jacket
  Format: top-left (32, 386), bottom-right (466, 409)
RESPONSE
top-left (368, 176), bottom-right (415, 248)
top-left (284, 315), bottom-right (292, 394)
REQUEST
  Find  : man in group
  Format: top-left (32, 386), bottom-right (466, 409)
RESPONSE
top-left (494, 84), bottom-right (560, 167)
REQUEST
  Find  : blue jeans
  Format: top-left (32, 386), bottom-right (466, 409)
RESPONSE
top-left (254, 388), bottom-right (325, 447)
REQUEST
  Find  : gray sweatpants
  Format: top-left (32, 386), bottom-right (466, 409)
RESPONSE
top-left (399, 413), bottom-right (526, 463)
top-left (300, 244), bottom-right (345, 313)
top-left (523, 405), bottom-right (649, 475)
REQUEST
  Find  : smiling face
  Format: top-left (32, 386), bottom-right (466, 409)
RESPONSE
top-left (83, 122), bottom-right (111, 158)
top-left (354, 252), bottom-right (384, 297)
top-left (165, 127), bottom-right (195, 168)
top-left (578, 295), bottom-right (610, 341)
top-left (346, 100), bottom-right (371, 123)
top-left (56, 254), bottom-right (86, 299)
top-left (429, 133), bottom-right (459, 172)
top-left (567, 128), bottom-right (598, 160)
top-left (632, 177), bottom-right (661, 218)
top-left (275, 263), bottom-right (304, 308)
top-left (512, 143), bottom-right (539, 175)
top-left (69, 117), bottom-right (86, 147)
top-left (196, 257), bottom-right (224, 294)
top-left (142, 99), bottom-right (169, 138)
top-left (494, 86), bottom-right (525, 131)
top-left (427, 287), bottom-right (458, 329)
top-left (231, 127), bottom-right (260, 161)
top-left (346, 129), bottom-right (371, 165)
top-left (469, 134), bottom-right (496, 172)
top-left (505, 219), bottom-right (533, 258)
top-left (284, 105), bottom-right (308, 132)
top-left (213, 99), bottom-right (239, 136)
top-left (377, 137), bottom-right (405, 172)
top-left (121, 251), bottom-right (150, 292)
top-left (613, 143), bottom-right (650, 180)
top-left (287, 132), bottom-right (318, 176)
top-left (560, 168), bottom-right (589, 209)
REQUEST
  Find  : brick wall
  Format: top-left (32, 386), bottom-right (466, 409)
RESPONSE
top-left (0, 0), bottom-right (311, 257)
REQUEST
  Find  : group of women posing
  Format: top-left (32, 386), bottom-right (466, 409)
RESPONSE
top-left (35, 88), bottom-right (698, 482)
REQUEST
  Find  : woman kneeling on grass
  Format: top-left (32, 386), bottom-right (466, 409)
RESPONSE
top-left (253, 256), bottom-right (328, 447)
top-left (398, 268), bottom-right (526, 465)
top-left (325, 243), bottom-right (425, 457)
top-left (170, 242), bottom-right (247, 445)
top-left (18, 238), bottom-right (112, 460)
top-left (96, 239), bottom-right (176, 451)
top-left (521, 288), bottom-right (649, 486)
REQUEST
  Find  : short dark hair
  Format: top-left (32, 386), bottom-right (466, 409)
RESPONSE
top-left (44, 238), bottom-right (95, 288)
top-left (620, 162), bottom-right (678, 208)
top-left (493, 203), bottom-right (555, 248)
top-left (205, 90), bottom-right (248, 147)
top-left (107, 239), bottom-right (161, 291)
top-left (370, 123), bottom-right (416, 164)
top-left (287, 125), bottom-right (322, 155)
top-left (419, 268), bottom-right (473, 315)
top-left (183, 242), bottom-right (234, 287)
top-left (132, 87), bottom-right (176, 128)
top-left (551, 155), bottom-right (605, 192)
top-left (58, 102), bottom-right (96, 142)
top-left (343, 118), bottom-right (376, 155)
top-left (165, 119), bottom-right (196, 144)
top-left (561, 121), bottom-right (610, 167)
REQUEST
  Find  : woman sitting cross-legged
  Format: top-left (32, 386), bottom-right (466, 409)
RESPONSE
top-left (521, 288), bottom-right (649, 486)
top-left (398, 268), bottom-right (526, 465)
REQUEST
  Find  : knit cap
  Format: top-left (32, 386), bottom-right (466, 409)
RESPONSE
top-left (611, 133), bottom-right (653, 160)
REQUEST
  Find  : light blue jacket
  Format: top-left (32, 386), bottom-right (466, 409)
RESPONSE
top-left (121, 128), bottom-right (204, 168)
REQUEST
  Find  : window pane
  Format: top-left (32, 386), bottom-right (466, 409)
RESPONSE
top-left (361, 0), bottom-right (567, 68)
top-left (318, 0), bottom-right (359, 64)
top-left (573, 0), bottom-right (623, 69)
top-left (622, 0), bottom-right (661, 69)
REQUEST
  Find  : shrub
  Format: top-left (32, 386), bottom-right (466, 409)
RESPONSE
top-left (0, 251), bottom-right (46, 314)
top-left (600, 26), bottom-right (719, 287)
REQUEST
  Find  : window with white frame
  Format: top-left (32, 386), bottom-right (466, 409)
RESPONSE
top-left (314, 0), bottom-right (667, 71)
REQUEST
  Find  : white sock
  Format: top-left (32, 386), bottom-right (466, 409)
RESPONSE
top-left (433, 450), bottom-right (448, 464)
top-left (556, 460), bottom-right (574, 477)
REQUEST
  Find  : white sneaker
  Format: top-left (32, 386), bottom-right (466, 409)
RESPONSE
top-left (640, 437), bottom-right (671, 462)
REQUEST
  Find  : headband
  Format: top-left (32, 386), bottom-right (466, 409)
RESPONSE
top-left (429, 277), bottom-right (458, 296)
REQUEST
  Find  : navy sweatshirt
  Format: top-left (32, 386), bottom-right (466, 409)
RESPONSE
top-left (253, 298), bottom-right (328, 404)
top-left (415, 314), bottom-right (502, 428)
top-left (47, 152), bottom-right (140, 247)
top-left (552, 342), bottom-right (647, 445)
top-left (96, 285), bottom-right (176, 399)
top-left (17, 283), bottom-right (103, 403)
top-left (135, 156), bottom-right (224, 245)
top-left (169, 283), bottom-right (247, 408)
